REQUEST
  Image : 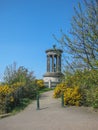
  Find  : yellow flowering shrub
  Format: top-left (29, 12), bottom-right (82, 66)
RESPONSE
top-left (11, 82), bottom-right (25, 89)
top-left (0, 81), bottom-right (38, 113)
top-left (53, 83), bottom-right (66, 98)
top-left (36, 79), bottom-right (45, 89)
top-left (64, 86), bottom-right (82, 106)
top-left (0, 82), bottom-right (25, 114)
top-left (0, 85), bottom-right (13, 113)
top-left (0, 85), bottom-right (13, 96)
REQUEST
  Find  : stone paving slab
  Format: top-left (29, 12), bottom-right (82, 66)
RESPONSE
top-left (0, 90), bottom-right (98, 130)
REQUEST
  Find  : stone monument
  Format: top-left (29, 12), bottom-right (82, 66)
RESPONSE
top-left (43, 45), bottom-right (63, 88)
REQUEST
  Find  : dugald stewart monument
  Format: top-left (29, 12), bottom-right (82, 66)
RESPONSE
top-left (43, 45), bottom-right (63, 88)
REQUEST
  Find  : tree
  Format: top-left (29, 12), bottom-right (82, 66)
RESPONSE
top-left (3, 62), bottom-right (35, 85)
top-left (58, 0), bottom-right (98, 70)
top-left (3, 62), bottom-right (17, 84)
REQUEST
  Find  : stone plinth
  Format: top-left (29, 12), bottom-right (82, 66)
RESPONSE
top-left (43, 72), bottom-right (63, 88)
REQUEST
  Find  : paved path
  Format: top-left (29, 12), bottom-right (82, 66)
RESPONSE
top-left (0, 90), bottom-right (98, 130)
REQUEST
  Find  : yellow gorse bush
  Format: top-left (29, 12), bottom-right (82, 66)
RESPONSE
top-left (0, 85), bottom-right (13, 114)
top-left (0, 82), bottom-right (25, 114)
top-left (0, 85), bottom-right (13, 95)
top-left (0, 82), bottom-right (24, 95)
top-left (53, 83), bottom-right (66, 98)
top-left (11, 82), bottom-right (25, 89)
top-left (64, 86), bottom-right (82, 106)
top-left (53, 82), bottom-right (82, 106)
top-left (36, 80), bottom-right (44, 88)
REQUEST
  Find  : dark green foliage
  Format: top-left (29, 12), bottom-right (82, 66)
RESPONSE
top-left (12, 98), bottom-right (32, 114)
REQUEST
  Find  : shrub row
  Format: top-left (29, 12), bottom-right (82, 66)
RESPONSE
top-left (0, 82), bottom-right (36, 114)
top-left (53, 84), bottom-right (82, 106)
top-left (54, 69), bottom-right (98, 108)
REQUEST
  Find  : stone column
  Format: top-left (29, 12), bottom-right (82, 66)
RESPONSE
top-left (57, 55), bottom-right (59, 72)
top-left (54, 56), bottom-right (56, 72)
top-left (47, 55), bottom-right (50, 72)
top-left (56, 55), bottom-right (57, 72)
top-left (52, 55), bottom-right (54, 72)
top-left (59, 55), bottom-right (61, 72)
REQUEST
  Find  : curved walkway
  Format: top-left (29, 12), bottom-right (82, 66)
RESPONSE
top-left (0, 90), bottom-right (98, 130)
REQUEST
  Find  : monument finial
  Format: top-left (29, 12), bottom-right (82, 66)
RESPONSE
top-left (53, 44), bottom-right (56, 49)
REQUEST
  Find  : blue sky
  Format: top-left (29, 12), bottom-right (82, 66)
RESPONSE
top-left (0, 0), bottom-right (80, 80)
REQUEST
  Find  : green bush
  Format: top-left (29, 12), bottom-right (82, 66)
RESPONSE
top-left (54, 69), bottom-right (98, 108)
top-left (84, 87), bottom-right (98, 108)
top-left (0, 82), bottom-right (37, 114)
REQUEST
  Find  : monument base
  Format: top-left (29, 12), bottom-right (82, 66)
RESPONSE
top-left (43, 72), bottom-right (63, 88)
